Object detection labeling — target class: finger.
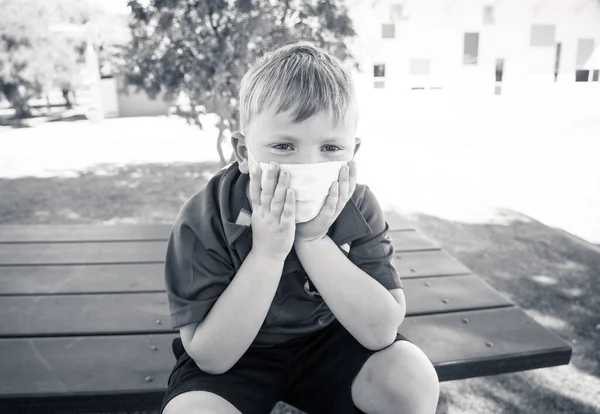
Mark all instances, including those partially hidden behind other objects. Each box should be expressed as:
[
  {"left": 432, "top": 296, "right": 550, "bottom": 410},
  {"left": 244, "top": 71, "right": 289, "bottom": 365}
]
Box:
[
  {"left": 280, "top": 188, "right": 296, "bottom": 224},
  {"left": 348, "top": 160, "right": 358, "bottom": 197},
  {"left": 248, "top": 162, "right": 262, "bottom": 207},
  {"left": 260, "top": 162, "right": 279, "bottom": 208},
  {"left": 270, "top": 170, "right": 289, "bottom": 217},
  {"left": 337, "top": 164, "right": 350, "bottom": 211},
  {"left": 320, "top": 181, "right": 339, "bottom": 219}
]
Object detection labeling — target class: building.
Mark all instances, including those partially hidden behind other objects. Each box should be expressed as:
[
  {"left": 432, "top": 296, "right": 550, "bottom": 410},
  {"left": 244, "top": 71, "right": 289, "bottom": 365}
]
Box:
[{"left": 345, "top": 0, "right": 600, "bottom": 98}]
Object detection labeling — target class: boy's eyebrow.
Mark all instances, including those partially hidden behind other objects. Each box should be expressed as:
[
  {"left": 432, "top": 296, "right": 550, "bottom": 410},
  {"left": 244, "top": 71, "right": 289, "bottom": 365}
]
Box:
[{"left": 274, "top": 134, "right": 344, "bottom": 143}]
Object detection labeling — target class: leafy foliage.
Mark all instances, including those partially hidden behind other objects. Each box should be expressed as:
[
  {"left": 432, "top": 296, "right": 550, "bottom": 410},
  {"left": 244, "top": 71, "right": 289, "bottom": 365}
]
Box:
[
  {"left": 124, "top": 0, "right": 358, "bottom": 165},
  {"left": 0, "top": 0, "right": 128, "bottom": 118}
]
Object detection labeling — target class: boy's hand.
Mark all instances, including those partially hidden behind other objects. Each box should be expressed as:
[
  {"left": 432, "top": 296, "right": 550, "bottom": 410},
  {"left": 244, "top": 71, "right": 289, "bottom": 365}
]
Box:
[
  {"left": 295, "top": 160, "right": 357, "bottom": 243},
  {"left": 249, "top": 161, "right": 296, "bottom": 261}
]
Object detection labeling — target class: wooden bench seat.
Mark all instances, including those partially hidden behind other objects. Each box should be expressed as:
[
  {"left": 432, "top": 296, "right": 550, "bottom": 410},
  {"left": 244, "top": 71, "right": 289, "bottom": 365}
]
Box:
[{"left": 0, "top": 222, "right": 572, "bottom": 413}]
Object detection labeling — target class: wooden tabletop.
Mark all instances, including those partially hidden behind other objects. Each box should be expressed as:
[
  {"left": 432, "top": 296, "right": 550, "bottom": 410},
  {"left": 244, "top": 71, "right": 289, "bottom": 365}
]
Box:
[{"left": 0, "top": 219, "right": 572, "bottom": 413}]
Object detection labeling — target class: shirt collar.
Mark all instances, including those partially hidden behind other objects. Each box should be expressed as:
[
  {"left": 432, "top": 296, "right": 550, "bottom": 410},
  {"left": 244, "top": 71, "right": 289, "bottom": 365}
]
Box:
[
  {"left": 221, "top": 164, "right": 252, "bottom": 247},
  {"left": 221, "top": 163, "right": 372, "bottom": 248}
]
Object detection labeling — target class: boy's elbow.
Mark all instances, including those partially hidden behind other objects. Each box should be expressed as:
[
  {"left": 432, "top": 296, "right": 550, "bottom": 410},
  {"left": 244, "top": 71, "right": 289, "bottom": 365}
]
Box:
[
  {"left": 362, "top": 328, "right": 398, "bottom": 351},
  {"left": 191, "top": 351, "right": 231, "bottom": 375}
]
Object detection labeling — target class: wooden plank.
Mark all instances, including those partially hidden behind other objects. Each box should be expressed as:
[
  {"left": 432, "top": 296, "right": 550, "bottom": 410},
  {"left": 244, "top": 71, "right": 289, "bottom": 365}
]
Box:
[
  {"left": 0, "top": 225, "right": 171, "bottom": 243},
  {"left": 0, "top": 251, "right": 468, "bottom": 295},
  {"left": 0, "top": 307, "right": 572, "bottom": 412},
  {"left": 0, "top": 264, "right": 165, "bottom": 295},
  {"left": 389, "top": 230, "right": 440, "bottom": 252},
  {"left": 0, "top": 241, "right": 167, "bottom": 266},
  {"left": 0, "top": 275, "right": 512, "bottom": 337},
  {"left": 0, "top": 333, "right": 178, "bottom": 413},
  {"left": 402, "top": 274, "right": 513, "bottom": 316},
  {"left": 398, "top": 306, "right": 572, "bottom": 381},
  {"left": 384, "top": 211, "right": 416, "bottom": 231},
  {"left": 394, "top": 250, "right": 472, "bottom": 278},
  {"left": 0, "top": 293, "right": 173, "bottom": 337},
  {"left": 0, "top": 227, "right": 438, "bottom": 266}
]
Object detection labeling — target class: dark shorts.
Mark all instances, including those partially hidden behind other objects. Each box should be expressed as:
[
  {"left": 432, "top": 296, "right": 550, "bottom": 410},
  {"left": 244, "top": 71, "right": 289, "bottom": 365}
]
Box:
[{"left": 160, "top": 319, "right": 409, "bottom": 414}]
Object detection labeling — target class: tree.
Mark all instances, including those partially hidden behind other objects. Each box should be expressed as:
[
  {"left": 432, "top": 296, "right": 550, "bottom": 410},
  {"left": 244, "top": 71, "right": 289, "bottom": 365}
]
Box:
[
  {"left": 0, "top": 0, "right": 127, "bottom": 118},
  {"left": 124, "top": 0, "right": 358, "bottom": 166}
]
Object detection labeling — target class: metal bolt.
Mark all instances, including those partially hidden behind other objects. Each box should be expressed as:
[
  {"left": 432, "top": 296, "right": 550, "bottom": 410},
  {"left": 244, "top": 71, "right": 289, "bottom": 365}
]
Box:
[
  {"left": 410, "top": 268, "right": 416, "bottom": 273},
  {"left": 150, "top": 345, "right": 159, "bottom": 351},
  {"left": 485, "top": 341, "right": 494, "bottom": 348},
  {"left": 462, "top": 318, "right": 470, "bottom": 324},
  {"left": 144, "top": 376, "right": 154, "bottom": 382},
  {"left": 156, "top": 319, "right": 162, "bottom": 325},
  {"left": 424, "top": 282, "right": 431, "bottom": 287},
  {"left": 442, "top": 298, "right": 449, "bottom": 304}
]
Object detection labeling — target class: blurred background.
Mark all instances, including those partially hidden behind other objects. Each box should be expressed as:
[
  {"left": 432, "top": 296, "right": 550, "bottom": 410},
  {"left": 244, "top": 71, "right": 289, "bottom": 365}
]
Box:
[{"left": 1, "top": 1, "right": 599, "bottom": 413}]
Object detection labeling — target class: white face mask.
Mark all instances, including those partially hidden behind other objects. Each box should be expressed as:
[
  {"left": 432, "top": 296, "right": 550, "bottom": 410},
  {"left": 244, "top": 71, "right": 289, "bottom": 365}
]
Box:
[{"left": 247, "top": 148, "right": 350, "bottom": 223}]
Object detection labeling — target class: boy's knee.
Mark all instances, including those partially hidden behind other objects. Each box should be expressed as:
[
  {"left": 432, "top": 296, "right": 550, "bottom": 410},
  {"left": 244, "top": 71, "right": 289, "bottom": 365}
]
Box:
[
  {"left": 377, "top": 341, "right": 440, "bottom": 414},
  {"left": 163, "top": 390, "right": 242, "bottom": 414}
]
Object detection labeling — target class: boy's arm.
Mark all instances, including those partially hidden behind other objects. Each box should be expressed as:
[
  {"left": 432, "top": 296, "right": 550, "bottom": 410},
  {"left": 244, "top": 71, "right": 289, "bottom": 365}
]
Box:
[
  {"left": 294, "top": 184, "right": 405, "bottom": 351},
  {"left": 170, "top": 163, "right": 295, "bottom": 375},
  {"left": 295, "top": 235, "right": 405, "bottom": 351},
  {"left": 180, "top": 249, "right": 285, "bottom": 375}
]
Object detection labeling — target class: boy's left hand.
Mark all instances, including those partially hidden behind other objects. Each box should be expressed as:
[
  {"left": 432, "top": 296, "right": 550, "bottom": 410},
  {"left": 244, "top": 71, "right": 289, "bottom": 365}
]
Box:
[{"left": 295, "top": 160, "right": 357, "bottom": 243}]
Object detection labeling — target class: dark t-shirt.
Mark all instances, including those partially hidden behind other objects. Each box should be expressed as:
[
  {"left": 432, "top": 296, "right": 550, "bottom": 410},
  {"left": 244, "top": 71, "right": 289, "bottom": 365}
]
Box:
[{"left": 164, "top": 162, "right": 403, "bottom": 347}]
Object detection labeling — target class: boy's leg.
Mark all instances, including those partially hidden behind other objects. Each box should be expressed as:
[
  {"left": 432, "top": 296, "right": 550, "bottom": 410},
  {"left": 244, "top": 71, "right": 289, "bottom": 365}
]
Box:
[
  {"left": 163, "top": 391, "right": 241, "bottom": 414},
  {"left": 160, "top": 338, "right": 289, "bottom": 414},
  {"left": 281, "top": 319, "right": 439, "bottom": 414}
]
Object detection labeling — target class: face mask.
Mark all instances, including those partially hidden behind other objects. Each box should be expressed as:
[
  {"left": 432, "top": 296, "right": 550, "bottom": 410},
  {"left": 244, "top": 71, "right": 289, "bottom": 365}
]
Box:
[{"left": 247, "top": 148, "right": 350, "bottom": 223}]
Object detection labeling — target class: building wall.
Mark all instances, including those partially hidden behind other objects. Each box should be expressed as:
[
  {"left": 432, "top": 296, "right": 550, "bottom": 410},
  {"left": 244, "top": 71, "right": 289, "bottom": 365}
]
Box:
[
  {"left": 115, "top": 76, "right": 172, "bottom": 118},
  {"left": 99, "top": 77, "right": 120, "bottom": 118},
  {"left": 345, "top": 0, "right": 600, "bottom": 98}
]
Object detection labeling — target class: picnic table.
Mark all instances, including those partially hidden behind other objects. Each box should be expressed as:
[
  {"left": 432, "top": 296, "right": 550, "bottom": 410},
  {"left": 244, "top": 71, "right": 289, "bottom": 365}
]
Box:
[{"left": 0, "top": 216, "right": 572, "bottom": 413}]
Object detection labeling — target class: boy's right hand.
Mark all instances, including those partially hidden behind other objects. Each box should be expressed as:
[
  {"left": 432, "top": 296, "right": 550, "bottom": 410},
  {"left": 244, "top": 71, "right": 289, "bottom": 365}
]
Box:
[{"left": 249, "top": 161, "right": 296, "bottom": 261}]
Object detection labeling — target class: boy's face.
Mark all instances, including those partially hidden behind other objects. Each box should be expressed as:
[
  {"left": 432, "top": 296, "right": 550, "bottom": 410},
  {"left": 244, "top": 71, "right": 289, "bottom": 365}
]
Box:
[{"left": 233, "top": 94, "right": 360, "bottom": 173}]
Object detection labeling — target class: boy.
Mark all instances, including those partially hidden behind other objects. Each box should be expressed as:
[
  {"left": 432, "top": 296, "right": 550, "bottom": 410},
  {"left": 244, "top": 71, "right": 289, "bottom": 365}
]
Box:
[{"left": 161, "top": 42, "right": 439, "bottom": 414}]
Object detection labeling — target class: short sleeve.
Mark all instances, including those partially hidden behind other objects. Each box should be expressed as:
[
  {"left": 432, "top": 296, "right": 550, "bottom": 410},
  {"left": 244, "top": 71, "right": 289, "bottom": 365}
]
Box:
[
  {"left": 164, "top": 217, "right": 235, "bottom": 329},
  {"left": 348, "top": 186, "right": 403, "bottom": 290}
]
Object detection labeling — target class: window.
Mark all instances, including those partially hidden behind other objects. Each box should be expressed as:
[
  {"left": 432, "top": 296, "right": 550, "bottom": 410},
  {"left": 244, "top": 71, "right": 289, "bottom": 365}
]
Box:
[
  {"left": 390, "top": 4, "right": 405, "bottom": 20},
  {"left": 530, "top": 25, "right": 555, "bottom": 47},
  {"left": 495, "top": 59, "right": 505, "bottom": 82},
  {"left": 410, "top": 59, "right": 431, "bottom": 75},
  {"left": 576, "top": 39, "right": 595, "bottom": 68},
  {"left": 373, "top": 64, "right": 385, "bottom": 88},
  {"left": 373, "top": 64, "right": 386, "bottom": 78},
  {"left": 495, "top": 59, "right": 504, "bottom": 95},
  {"left": 575, "top": 70, "right": 590, "bottom": 82},
  {"left": 463, "top": 33, "right": 479, "bottom": 65},
  {"left": 483, "top": 6, "right": 494, "bottom": 24},
  {"left": 593, "top": 70, "right": 599, "bottom": 82},
  {"left": 381, "top": 23, "right": 395, "bottom": 39}
]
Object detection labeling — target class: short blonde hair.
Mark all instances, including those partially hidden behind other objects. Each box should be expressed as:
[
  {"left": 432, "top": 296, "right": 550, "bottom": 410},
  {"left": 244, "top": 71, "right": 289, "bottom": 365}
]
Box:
[{"left": 238, "top": 41, "right": 355, "bottom": 133}]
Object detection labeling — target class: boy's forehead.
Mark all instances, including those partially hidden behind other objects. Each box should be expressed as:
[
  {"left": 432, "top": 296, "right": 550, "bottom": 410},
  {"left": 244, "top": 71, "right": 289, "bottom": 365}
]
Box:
[{"left": 249, "top": 104, "right": 358, "bottom": 139}]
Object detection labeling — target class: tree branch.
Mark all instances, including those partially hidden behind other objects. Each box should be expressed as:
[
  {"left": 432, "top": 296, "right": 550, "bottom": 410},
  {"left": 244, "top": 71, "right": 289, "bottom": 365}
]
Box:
[{"left": 281, "top": 0, "right": 290, "bottom": 26}]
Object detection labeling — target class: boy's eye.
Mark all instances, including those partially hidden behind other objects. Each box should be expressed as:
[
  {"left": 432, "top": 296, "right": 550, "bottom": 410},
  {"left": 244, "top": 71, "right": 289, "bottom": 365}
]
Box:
[
  {"left": 272, "top": 144, "right": 293, "bottom": 150},
  {"left": 322, "top": 145, "right": 342, "bottom": 152}
]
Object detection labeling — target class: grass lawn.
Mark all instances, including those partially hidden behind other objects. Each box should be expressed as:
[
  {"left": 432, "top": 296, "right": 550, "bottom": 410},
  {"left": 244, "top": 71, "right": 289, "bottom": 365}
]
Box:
[{"left": 1, "top": 160, "right": 599, "bottom": 414}]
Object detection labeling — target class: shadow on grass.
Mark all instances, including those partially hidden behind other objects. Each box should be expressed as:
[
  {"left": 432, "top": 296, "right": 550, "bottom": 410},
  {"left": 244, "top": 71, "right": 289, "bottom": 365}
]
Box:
[
  {"left": 397, "top": 212, "right": 600, "bottom": 414},
  {"left": 0, "top": 161, "right": 221, "bottom": 225}
]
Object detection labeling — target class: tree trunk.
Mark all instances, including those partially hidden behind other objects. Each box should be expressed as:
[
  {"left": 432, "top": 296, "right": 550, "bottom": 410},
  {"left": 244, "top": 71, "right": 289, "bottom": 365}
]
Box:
[
  {"left": 62, "top": 89, "right": 73, "bottom": 110},
  {"left": 2, "top": 83, "right": 32, "bottom": 118},
  {"left": 215, "top": 119, "right": 228, "bottom": 167}
]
